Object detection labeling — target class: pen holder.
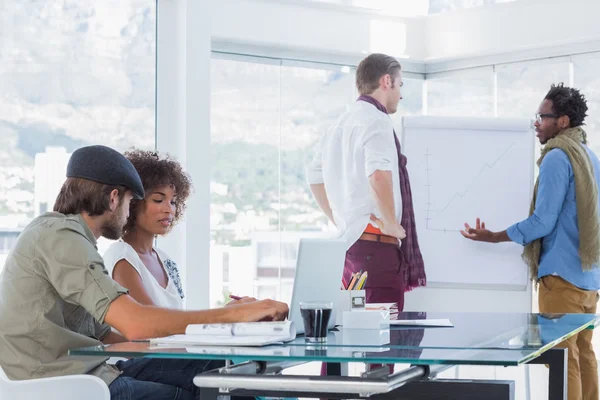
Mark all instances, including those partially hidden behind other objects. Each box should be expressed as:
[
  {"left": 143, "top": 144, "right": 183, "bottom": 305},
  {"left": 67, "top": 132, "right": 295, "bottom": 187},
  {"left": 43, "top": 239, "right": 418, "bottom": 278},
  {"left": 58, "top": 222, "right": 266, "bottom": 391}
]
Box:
[{"left": 334, "top": 290, "right": 366, "bottom": 325}]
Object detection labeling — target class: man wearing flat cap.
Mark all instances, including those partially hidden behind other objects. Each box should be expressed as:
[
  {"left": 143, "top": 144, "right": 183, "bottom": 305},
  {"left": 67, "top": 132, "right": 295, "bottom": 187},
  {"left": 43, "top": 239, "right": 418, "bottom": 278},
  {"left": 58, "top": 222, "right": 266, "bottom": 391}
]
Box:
[{"left": 0, "top": 145, "right": 287, "bottom": 399}]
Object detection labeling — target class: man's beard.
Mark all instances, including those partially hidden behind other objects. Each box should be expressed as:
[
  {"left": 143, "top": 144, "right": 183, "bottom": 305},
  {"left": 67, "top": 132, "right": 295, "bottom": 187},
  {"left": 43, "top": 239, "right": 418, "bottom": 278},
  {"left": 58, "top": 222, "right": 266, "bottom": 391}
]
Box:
[{"left": 101, "top": 208, "right": 125, "bottom": 240}]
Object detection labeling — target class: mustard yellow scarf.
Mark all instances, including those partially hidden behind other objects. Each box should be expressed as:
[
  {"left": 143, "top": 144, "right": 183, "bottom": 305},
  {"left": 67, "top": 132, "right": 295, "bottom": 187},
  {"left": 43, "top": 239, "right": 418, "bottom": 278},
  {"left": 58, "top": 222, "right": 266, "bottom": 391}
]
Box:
[{"left": 523, "top": 127, "right": 600, "bottom": 281}]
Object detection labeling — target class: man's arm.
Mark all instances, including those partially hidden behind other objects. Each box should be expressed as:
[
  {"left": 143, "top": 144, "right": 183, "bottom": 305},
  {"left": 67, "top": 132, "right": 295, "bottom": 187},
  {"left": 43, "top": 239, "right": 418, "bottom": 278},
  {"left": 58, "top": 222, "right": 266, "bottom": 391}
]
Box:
[
  {"left": 462, "top": 150, "right": 570, "bottom": 244},
  {"left": 306, "top": 135, "right": 336, "bottom": 225},
  {"left": 363, "top": 127, "right": 406, "bottom": 239},
  {"left": 41, "top": 232, "right": 288, "bottom": 342},
  {"left": 368, "top": 170, "right": 405, "bottom": 239},
  {"left": 102, "top": 331, "right": 127, "bottom": 344},
  {"left": 94, "top": 317, "right": 127, "bottom": 344},
  {"left": 104, "top": 295, "right": 289, "bottom": 340},
  {"left": 309, "top": 183, "right": 335, "bottom": 225},
  {"left": 506, "top": 150, "right": 570, "bottom": 244},
  {"left": 460, "top": 218, "right": 511, "bottom": 243}
]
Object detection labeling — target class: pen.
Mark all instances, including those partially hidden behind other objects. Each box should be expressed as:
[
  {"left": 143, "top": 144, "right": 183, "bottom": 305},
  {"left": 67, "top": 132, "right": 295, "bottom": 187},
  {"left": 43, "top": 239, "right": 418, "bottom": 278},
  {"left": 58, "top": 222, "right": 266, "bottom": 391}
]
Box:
[{"left": 229, "top": 294, "right": 242, "bottom": 300}]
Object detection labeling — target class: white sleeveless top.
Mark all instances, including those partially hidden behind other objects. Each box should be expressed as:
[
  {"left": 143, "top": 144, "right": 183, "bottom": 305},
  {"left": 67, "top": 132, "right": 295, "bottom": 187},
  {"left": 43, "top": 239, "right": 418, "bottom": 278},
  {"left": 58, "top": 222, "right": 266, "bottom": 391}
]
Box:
[{"left": 103, "top": 241, "right": 184, "bottom": 309}]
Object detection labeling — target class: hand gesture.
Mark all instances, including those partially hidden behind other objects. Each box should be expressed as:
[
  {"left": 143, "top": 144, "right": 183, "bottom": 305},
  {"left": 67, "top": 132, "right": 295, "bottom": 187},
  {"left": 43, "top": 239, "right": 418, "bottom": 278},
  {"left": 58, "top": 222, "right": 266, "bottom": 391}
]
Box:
[{"left": 460, "top": 218, "right": 495, "bottom": 242}]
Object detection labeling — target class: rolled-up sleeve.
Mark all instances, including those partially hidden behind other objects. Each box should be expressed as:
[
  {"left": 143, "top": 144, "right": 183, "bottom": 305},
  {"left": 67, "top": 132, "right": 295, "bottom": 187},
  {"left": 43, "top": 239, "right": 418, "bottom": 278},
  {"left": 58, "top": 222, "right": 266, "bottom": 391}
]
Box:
[
  {"left": 364, "top": 129, "right": 395, "bottom": 177},
  {"left": 94, "top": 320, "right": 113, "bottom": 341},
  {"left": 507, "top": 149, "right": 571, "bottom": 246},
  {"left": 38, "top": 230, "right": 128, "bottom": 323}
]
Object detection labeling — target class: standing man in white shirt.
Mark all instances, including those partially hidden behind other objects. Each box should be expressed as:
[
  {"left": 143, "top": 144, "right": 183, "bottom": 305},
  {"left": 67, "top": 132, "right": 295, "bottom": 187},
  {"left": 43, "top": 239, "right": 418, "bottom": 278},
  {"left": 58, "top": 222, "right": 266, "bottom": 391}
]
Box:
[{"left": 306, "top": 53, "right": 426, "bottom": 310}]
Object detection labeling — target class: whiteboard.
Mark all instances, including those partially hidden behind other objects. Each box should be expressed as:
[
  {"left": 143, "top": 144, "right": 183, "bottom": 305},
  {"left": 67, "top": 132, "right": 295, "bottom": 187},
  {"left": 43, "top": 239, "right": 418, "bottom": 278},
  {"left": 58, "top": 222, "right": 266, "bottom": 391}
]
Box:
[{"left": 400, "top": 116, "right": 535, "bottom": 291}]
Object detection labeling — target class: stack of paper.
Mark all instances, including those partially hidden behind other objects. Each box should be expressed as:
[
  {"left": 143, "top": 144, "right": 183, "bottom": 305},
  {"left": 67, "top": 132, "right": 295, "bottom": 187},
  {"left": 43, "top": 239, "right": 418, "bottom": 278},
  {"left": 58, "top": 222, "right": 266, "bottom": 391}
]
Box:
[
  {"left": 365, "top": 303, "right": 398, "bottom": 312},
  {"left": 150, "top": 321, "right": 297, "bottom": 346},
  {"left": 385, "top": 318, "right": 453, "bottom": 328}
]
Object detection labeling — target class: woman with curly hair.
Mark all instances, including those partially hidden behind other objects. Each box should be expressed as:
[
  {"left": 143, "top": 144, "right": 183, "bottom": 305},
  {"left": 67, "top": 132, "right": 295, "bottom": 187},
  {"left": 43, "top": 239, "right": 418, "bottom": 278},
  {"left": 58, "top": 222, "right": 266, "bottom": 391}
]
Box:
[{"left": 103, "top": 149, "right": 192, "bottom": 309}]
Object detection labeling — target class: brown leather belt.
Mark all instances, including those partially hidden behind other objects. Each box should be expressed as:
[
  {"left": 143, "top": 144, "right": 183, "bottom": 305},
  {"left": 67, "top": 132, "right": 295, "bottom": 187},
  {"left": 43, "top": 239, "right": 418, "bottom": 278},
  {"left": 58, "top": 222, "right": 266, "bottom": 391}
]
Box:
[{"left": 358, "top": 232, "right": 398, "bottom": 245}]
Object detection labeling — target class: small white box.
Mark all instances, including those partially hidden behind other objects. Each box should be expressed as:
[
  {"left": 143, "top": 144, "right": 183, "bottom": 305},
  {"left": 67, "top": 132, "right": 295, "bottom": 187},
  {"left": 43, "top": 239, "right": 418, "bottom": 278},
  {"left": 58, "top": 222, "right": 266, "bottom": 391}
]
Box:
[
  {"left": 342, "top": 309, "right": 390, "bottom": 330},
  {"left": 341, "top": 328, "right": 390, "bottom": 346},
  {"left": 334, "top": 289, "right": 366, "bottom": 325},
  {"left": 343, "top": 290, "right": 366, "bottom": 310}
]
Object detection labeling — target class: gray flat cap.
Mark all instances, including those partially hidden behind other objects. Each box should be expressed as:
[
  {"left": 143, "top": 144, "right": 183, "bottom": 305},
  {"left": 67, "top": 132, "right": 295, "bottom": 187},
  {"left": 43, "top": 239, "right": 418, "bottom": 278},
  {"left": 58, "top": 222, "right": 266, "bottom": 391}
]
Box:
[{"left": 67, "top": 145, "right": 145, "bottom": 199}]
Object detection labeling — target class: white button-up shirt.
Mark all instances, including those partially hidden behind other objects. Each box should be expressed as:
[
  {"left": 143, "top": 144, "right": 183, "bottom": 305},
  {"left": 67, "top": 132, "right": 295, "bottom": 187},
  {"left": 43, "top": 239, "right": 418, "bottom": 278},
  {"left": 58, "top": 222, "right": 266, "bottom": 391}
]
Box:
[{"left": 306, "top": 101, "right": 403, "bottom": 249}]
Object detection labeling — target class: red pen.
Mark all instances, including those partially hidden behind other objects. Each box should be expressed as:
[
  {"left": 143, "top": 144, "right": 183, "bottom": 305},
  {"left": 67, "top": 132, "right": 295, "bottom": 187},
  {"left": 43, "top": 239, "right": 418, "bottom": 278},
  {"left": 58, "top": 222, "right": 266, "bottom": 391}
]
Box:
[{"left": 229, "top": 294, "right": 242, "bottom": 300}]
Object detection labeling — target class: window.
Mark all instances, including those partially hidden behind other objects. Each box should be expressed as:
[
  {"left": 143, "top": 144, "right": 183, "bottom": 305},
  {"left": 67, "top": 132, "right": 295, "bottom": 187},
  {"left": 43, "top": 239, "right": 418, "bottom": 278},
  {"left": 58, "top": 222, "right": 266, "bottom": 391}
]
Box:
[
  {"left": 280, "top": 62, "right": 356, "bottom": 233},
  {"left": 390, "top": 75, "right": 424, "bottom": 133},
  {"left": 426, "top": 67, "right": 494, "bottom": 117},
  {"left": 397, "top": 75, "right": 424, "bottom": 118},
  {"left": 497, "top": 58, "right": 570, "bottom": 118},
  {"left": 210, "top": 57, "right": 281, "bottom": 306},
  {"left": 210, "top": 55, "right": 357, "bottom": 306},
  {"left": 0, "top": 0, "right": 157, "bottom": 269},
  {"left": 222, "top": 252, "right": 230, "bottom": 283},
  {"left": 497, "top": 58, "right": 570, "bottom": 172},
  {"left": 0, "top": 233, "right": 19, "bottom": 253},
  {"left": 572, "top": 53, "right": 600, "bottom": 155}
]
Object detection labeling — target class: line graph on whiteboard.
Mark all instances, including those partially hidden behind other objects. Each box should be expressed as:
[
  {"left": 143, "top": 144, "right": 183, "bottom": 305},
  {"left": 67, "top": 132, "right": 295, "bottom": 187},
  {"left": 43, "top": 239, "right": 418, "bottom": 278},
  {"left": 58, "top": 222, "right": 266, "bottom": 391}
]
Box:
[{"left": 423, "top": 142, "right": 516, "bottom": 233}]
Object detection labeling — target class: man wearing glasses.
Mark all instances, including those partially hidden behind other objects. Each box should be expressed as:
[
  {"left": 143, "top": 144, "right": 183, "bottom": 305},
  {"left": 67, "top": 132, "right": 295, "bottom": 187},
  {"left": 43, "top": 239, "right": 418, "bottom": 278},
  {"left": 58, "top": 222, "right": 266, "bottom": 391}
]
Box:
[{"left": 461, "top": 83, "right": 600, "bottom": 400}]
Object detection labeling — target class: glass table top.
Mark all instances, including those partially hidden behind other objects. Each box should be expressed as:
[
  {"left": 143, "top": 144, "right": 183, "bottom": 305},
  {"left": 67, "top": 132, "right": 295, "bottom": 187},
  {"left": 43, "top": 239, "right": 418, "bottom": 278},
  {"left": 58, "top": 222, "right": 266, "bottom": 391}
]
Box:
[
  {"left": 282, "top": 312, "right": 600, "bottom": 350},
  {"left": 71, "top": 340, "right": 547, "bottom": 366},
  {"left": 70, "top": 312, "right": 599, "bottom": 366}
]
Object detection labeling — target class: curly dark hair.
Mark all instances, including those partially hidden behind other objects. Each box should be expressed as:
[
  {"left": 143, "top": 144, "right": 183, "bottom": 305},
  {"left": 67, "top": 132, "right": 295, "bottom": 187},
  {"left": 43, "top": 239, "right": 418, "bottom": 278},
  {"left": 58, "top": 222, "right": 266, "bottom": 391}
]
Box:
[
  {"left": 122, "top": 149, "right": 193, "bottom": 235},
  {"left": 544, "top": 83, "right": 588, "bottom": 128}
]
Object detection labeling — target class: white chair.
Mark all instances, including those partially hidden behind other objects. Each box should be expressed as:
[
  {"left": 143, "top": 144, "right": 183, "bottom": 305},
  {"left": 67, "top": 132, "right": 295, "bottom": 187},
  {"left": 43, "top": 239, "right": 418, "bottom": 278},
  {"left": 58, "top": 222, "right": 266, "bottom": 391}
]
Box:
[{"left": 0, "top": 365, "right": 110, "bottom": 400}]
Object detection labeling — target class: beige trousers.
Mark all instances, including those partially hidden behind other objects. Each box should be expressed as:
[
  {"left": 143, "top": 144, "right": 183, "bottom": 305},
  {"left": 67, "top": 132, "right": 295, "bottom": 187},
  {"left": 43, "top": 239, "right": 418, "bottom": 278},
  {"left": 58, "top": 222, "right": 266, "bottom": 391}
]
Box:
[{"left": 538, "top": 275, "right": 599, "bottom": 400}]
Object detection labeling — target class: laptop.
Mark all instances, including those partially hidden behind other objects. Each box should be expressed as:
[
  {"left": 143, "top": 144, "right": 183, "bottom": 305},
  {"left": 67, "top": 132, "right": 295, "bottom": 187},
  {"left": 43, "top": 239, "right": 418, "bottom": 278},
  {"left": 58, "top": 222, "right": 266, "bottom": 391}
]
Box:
[{"left": 288, "top": 238, "right": 347, "bottom": 335}]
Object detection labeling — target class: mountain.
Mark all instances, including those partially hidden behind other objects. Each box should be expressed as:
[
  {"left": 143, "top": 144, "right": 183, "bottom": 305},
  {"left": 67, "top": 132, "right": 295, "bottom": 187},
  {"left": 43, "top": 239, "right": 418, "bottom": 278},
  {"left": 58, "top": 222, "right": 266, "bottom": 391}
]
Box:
[{"left": 0, "top": 0, "right": 156, "bottom": 220}]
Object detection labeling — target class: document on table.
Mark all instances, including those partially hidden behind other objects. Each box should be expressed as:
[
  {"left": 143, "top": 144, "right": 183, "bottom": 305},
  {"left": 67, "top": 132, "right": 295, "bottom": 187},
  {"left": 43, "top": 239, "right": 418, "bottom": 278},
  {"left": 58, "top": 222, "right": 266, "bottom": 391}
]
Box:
[
  {"left": 150, "top": 321, "right": 296, "bottom": 346},
  {"left": 385, "top": 318, "right": 453, "bottom": 327}
]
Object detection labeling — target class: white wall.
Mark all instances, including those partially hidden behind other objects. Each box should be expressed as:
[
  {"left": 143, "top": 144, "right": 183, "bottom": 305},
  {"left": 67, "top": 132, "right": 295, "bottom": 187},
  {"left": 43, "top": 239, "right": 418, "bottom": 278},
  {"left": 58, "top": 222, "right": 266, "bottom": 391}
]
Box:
[
  {"left": 211, "top": 0, "right": 427, "bottom": 64},
  {"left": 213, "top": 0, "right": 600, "bottom": 70},
  {"left": 425, "top": 0, "right": 600, "bottom": 62}
]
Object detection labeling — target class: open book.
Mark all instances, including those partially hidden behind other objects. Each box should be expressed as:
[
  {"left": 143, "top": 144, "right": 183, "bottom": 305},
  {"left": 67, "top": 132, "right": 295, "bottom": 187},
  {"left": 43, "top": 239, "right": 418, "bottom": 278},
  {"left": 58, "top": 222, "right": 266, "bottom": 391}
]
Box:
[{"left": 150, "top": 321, "right": 297, "bottom": 347}]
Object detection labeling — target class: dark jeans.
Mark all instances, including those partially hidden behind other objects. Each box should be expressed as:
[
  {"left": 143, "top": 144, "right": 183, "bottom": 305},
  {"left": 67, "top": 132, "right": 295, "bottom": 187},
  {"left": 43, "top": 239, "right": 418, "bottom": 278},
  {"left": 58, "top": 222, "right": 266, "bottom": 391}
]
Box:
[{"left": 109, "top": 358, "right": 249, "bottom": 400}]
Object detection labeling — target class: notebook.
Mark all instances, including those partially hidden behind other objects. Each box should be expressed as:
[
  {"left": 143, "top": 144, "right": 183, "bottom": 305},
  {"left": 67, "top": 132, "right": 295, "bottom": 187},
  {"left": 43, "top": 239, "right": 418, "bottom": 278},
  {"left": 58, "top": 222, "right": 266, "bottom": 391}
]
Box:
[{"left": 150, "top": 320, "right": 297, "bottom": 346}]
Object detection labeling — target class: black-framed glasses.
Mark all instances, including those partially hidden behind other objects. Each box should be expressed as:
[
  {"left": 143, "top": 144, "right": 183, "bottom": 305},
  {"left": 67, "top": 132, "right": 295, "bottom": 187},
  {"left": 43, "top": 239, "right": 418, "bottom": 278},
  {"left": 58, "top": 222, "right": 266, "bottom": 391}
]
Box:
[{"left": 534, "top": 113, "right": 559, "bottom": 124}]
